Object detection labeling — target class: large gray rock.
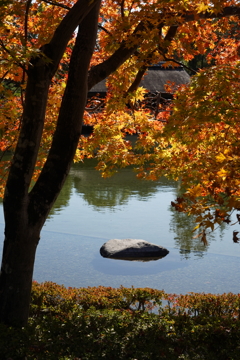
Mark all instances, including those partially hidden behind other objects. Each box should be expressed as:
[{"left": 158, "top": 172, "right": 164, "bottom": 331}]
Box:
[{"left": 100, "top": 239, "right": 169, "bottom": 261}]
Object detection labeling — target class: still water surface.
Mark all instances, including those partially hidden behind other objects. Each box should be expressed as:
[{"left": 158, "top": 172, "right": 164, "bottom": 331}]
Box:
[{"left": 0, "top": 160, "right": 239, "bottom": 294}]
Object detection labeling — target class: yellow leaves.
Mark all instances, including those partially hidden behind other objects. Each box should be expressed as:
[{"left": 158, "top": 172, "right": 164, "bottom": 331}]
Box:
[
  {"left": 73, "top": 149, "right": 85, "bottom": 163},
  {"left": 216, "top": 168, "right": 228, "bottom": 180},
  {"left": 196, "top": 3, "right": 210, "bottom": 14},
  {"left": 193, "top": 223, "right": 201, "bottom": 231},
  {"left": 61, "top": 81, "right": 66, "bottom": 89},
  {"left": 113, "top": 134, "right": 123, "bottom": 141},
  {"left": 134, "top": 87, "right": 147, "bottom": 102},
  {"left": 187, "top": 184, "right": 203, "bottom": 198},
  {"left": 215, "top": 153, "right": 226, "bottom": 162}
]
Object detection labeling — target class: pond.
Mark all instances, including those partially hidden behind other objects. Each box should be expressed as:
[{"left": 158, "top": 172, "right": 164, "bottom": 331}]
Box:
[{"left": 0, "top": 159, "right": 239, "bottom": 294}]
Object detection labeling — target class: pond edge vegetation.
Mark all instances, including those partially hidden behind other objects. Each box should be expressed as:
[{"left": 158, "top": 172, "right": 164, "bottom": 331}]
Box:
[{"left": 1, "top": 281, "right": 240, "bottom": 359}]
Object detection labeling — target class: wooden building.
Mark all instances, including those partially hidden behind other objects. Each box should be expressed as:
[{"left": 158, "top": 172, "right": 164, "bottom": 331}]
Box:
[
  {"left": 88, "top": 62, "right": 190, "bottom": 100},
  {"left": 83, "top": 62, "right": 190, "bottom": 133}
]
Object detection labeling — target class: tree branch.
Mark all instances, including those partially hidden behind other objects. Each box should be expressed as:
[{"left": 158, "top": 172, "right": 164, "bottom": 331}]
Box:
[
  {"left": 21, "top": 0, "right": 32, "bottom": 104},
  {"left": 88, "top": 5, "right": 240, "bottom": 90},
  {"left": 182, "top": 6, "right": 240, "bottom": 22},
  {"left": 43, "top": 0, "right": 101, "bottom": 77},
  {"left": 163, "top": 56, "right": 197, "bottom": 74},
  {"left": 29, "top": 0, "right": 101, "bottom": 224},
  {"left": 157, "top": 25, "right": 178, "bottom": 57},
  {"left": 125, "top": 26, "right": 178, "bottom": 96},
  {"left": 120, "top": 0, "right": 124, "bottom": 18},
  {"left": 0, "top": 70, "right": 9, "bottom": 82},
  {"left": 4, "top": 0, "right": 102, "bottom": 213},
  {"left": 24, "top": 0, "right": 32, "bottom": 47},
  {"left": 164, "top": 25, "right": 178, "bottom": 42},
  {"left": 127, "top": 66, "right": 147, "bottom": 94},
  {"left": 98, "top": 24, "right": 112, "bottom": 36},
  {"left": 0, "top": 40, "right": 26, "bottom": 71},
  {"left": 88, "top": 20, "right": 147, "bottom": 89},
  {"left": 41, "top": 0, "right": 70, "bottom": 10}
]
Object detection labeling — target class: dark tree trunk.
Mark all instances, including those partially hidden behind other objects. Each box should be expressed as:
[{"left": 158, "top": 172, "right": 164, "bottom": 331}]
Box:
[
  {"left": 0, "top": 53, "right": 52, "bottom": 327},
  {"left": 0, "top": 0, "right": 101, "bottom": 327},
  {"left": 0, "top": 226, "right": 41, "bottom": 326}
]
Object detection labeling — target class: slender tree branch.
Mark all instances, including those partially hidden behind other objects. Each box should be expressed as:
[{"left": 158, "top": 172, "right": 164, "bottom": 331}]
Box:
[
  {"left": 41, "top": 0, "right": 70, "bottom": 10},
  {"left": 0, "top": 146, "right": 12, "bottom": 162},
  {"left": 158, "top": 25, "right": 178, "bottom": 56},
  {"left": 42, "top": 1, "right": 112, "bottom": 36},
  {"left": 126, "top": 66, "right": 147, "bottom": 95},
  {"left": 88, "top": 20, "right": 147, "bottom": 89},
  {"left": 0, "top": 40, "right": 26, "bottom": 71},
  {"left": 21, "top": 0, "right": 32, "bottom": 106},
  {"left": 98, "top": 24, "right": 112, "bottom": 36},
  {"left": 182, "top": 6, "right": 240, "bottom": 22},
  {"left": 120, "top": 0, "right": 124, "bottom": 18},
  {"left": 125, "top": 47, "right": 159, "bottom": 96},
  {"left": 163, "top": 56, "right": 197, "bottom": 74},
  {"left": 0, "top": 70, "right": 9, "bottom": 82},
  {"left": 24, "top": 0, "right": 32, "bottom": 48},
  {"left": 125, "top": 23, "right": 165, "bottom": 96},
  {"left": 88, "top": 5, "right": 240, "bottom": 90},
  {"left": 164, "top": 25, "right": 178, "bottom": 42}
]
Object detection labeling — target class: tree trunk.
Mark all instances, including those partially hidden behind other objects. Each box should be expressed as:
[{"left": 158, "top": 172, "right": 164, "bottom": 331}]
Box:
[
  {"left": 0, "top": 0, "right": 101, "bottom": 327},
  {"left": 0, "top": 52, "right": 52, "bottom": 327},
  {"left": 0, "top": 225, "right": 41, "bottom": 326}
]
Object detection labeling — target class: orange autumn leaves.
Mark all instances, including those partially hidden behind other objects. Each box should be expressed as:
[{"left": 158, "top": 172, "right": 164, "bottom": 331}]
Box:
[
  {"left": 81, "top": 61, "right": 240, "bottom": 241},
  {"left": 167, "top": 63, "right": 240, "bottom": 241},
  {"left": 0, "top": 1, "right": 73, "bottom": 195},
  {"left": 0, "top": 0, "right": 240, "bottom": 239}
]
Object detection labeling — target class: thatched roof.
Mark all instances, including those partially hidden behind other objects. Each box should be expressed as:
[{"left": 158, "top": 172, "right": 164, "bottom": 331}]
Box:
[{"left": 88, "top": 62, "right": 190, "bottom": 97}]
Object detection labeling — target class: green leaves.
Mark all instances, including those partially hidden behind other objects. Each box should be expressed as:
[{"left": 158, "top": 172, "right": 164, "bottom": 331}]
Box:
[{"left": 1, "top": 282, "right": 240, "bottom": 359}]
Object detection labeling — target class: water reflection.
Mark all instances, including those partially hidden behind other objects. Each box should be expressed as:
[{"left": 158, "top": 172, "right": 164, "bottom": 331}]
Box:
[
  {"left": 48, "top": 160, "right": 214, "bottom": 259},
  {"left": 169, "top": 208, "right": 209, "bottom": 258},
  {"left": 0, "top": 160, "right": 239, "bottom": 293},
  {"left": 169, "top": 190, "right": 231, "bottom": 259},
  {"left": 71, "top": 160, "right": 176, "bottom": 211},
  {"left": 92, "top": 249, "right": 188, "bottom": 276},
  {"left": 48, "top": 160, "right": 176, "bottom": 216}
]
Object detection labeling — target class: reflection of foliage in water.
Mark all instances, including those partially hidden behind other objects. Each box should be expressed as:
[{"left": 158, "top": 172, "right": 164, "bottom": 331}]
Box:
[
  {"left": 71, "top": 160, "right": 176, "bottom": 212},
  {"left": 169, "top": 206, "right": 210, "bottom": 259},
  {"left": 47, "top": 159, "right": 231, "bottom": 258},
  {"left": 48, "top": 174, "right": 73, "bottom": 219},
  {"left": 169, "top": 186, "right": 231, "bottom": 259},
  {"left": 169, "top": 183, "right": 211, "bottom": 259}
]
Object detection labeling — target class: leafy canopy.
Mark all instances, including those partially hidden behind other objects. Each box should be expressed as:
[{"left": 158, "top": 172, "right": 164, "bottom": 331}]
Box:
[{"left": 0, "top": 0, "right": 240, "bottom": 241}]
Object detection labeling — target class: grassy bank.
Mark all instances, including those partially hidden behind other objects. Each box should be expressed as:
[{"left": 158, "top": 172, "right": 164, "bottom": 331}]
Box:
[{"left": 1, "top": 282, "right": 240, "bottom": 359}]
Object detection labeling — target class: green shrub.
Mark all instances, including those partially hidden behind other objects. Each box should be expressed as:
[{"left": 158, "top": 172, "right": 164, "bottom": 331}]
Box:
[{"left": 0, "top": 282, "right": 240, "bottom": 359}]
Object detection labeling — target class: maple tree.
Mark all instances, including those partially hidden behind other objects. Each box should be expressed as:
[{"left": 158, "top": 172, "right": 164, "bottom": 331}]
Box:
[
  {"left": 81, "top": 2, "right": 240, "bottom": 244},
  {"left": 0, "top": 0, "right": 239, "bottom": 327},
  {"left": 166, "top": 62, "right": 240, "bottom": 244}
]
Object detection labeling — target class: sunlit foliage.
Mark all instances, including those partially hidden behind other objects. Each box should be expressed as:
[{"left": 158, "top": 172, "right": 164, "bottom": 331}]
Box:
[{"left": 0, "top": 0, "right": 239, "bottom": 242}]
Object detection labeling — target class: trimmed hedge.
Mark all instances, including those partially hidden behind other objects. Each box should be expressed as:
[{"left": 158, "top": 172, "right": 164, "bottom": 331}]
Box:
[{"left": 0, "top": 282, "right": 240, "bottom": 359}]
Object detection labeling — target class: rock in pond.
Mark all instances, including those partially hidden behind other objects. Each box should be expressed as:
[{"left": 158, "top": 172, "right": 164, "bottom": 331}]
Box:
[{"left": 100, "top": 239, "right": 169, "bottom": 261}]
